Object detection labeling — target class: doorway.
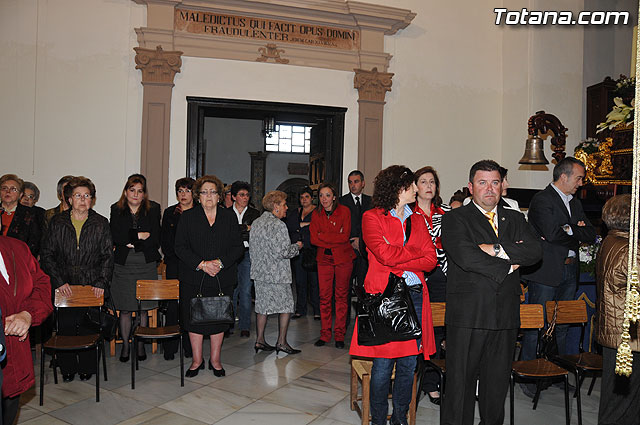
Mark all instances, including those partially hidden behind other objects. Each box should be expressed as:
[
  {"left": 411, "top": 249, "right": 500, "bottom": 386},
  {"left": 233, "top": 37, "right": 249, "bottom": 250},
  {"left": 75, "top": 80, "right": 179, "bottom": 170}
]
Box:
[{"left": 186, "top": 97, "right": 346, "bottom": 208}]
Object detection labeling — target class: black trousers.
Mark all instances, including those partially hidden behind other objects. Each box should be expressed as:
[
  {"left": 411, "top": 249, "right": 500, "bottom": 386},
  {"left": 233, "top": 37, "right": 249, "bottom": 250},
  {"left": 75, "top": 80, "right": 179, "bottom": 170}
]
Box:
[
  {"left": 2, "top": 395, "right": 20, "bottom": 425},
  {"left": 161, "top": 300, "right": 191, "bottom": 356},
  {"left": 598, "top": 346, "right": 640, "bottom": 425},
  {"left": 57, "top": 307, "right": 96, "bottom": 374},
  {"left": 422, "top": 267, "right": 447, "bottom": 393},
  {"left": 346, "top": 250, "right": 368, "bottom": 328},
  {"left": 442, "top": 325, "right": 518, "bottom": 425}
]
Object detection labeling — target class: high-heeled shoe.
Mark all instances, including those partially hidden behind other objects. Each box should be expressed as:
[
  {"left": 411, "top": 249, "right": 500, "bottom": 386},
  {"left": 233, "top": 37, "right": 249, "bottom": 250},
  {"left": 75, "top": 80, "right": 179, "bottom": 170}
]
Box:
[
  {"left": 427, "top": 392, "right": 441, "bottom": 405},
  {"left": 212, "top": 366, "right": 226, "bottom": 377},
  {"left": 119, "top": 354, "right": 129, "bottom": 363},
  {"left": 137, "top": 352, "right": 147, "bottom": 362},
  {"left": 275, "top": 344, "right": 301, "bottom": 355},
  {"left": 254, "top": 341, "right": 276, "bottom": 353},
  {"left": 184, "top": 361, "right": 205, "bottom": 378}
]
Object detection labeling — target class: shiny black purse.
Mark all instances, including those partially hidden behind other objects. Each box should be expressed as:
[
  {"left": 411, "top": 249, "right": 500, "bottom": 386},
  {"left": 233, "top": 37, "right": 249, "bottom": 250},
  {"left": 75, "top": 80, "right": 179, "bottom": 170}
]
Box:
[
  {"left": 354, "top": 217, "right": 422, "bottom": 346},
  {"left": 190, "top": 273, "right": 235, "bottom": 325}
]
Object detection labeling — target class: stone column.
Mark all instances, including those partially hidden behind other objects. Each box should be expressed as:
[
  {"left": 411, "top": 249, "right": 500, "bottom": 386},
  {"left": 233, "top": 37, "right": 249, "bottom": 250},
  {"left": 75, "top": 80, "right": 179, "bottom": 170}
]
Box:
[
  {"left": 134, "top": 45, "right": 183, "bottom": 210},
  {"left": 249, "top": 151, "right": 269, "bottom": 210},
  {"left": 354, "top": 67, "right": 393, "bottom": 183}
]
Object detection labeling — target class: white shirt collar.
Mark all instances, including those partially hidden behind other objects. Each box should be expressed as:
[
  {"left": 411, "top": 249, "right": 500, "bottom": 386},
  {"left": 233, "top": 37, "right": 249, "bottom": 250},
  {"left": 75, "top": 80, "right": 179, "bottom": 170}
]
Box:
[
  {"left": 350, "top": 192, "right": 362, "bottom": 204},
  {"left": 0, "top": 252, "right": 9, "bottom": 285},
  {"left": 233, "top": 204, "right": 247, "bottom": 223},
  {"left": 472, "top": 200, "right": 497, "bottom": 215}
]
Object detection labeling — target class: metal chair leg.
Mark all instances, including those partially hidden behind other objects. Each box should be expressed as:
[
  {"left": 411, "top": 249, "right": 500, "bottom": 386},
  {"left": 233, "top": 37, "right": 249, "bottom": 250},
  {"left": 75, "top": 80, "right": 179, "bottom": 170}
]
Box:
[
  {"left": 52, "top": 354, "right": 58, "bottom": 385},
  {"left": 532, "top": 381, "right": 541, "bottom": 410},
  {"left": 96, "top": 345, "right": 100, "bottom": 402},
  {"left": 575, "top": 371, "right": 583, "bottom": 425},
  {"left": 564, "top": 375, "right": 570, "bottom": 425},
  {"left": 439, "top": 369, "right": 445, "bottom": 406},
  {"left": 101, "top": 341, "right": 108, "bottom": 381},
  {"left": 587, "top": 374, "right": 597, "bottom": 395},
  {"left": 509, "top": 374, "right": 515, "bottom": 425},
  {"left": 39, "top": 345, "right": 45, "bottom": 406},
  {"left": 179, "top": 336, "right": 184, "bottom": 387},
  {"left": 131, "top": 337, "right": 136, "bottom": 389}
]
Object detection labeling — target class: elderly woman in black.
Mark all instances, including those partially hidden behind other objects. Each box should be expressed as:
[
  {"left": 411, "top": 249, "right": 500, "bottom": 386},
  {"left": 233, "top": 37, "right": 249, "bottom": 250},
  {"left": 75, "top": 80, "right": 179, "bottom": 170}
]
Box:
[
  {"left": 160, "top": 177, "right": 196, "bottom": 360},
  {"left": 110, "top": 174, "right": 161, "bottom": 362},
  {"left": 0, "top": 174, "right": 41, "bottom": 256},
  {"left": 41, "top": 176, "right": 114, "bottom": 382},
  {"left": 175, "top": 175, "right": 243, "bottom": 377}
]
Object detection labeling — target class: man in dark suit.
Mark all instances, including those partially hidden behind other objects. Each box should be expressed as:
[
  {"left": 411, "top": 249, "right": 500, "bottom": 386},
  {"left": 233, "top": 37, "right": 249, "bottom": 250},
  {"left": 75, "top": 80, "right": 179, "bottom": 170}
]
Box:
[
  {"left": 520, "top": 157, "right": 596, "bottom": 391},
  {"left": 338, "top": 170, "right": 372, "bottom": 321},
  {"left": 441, "top": 160, "right": 541, "bottom": 425}
]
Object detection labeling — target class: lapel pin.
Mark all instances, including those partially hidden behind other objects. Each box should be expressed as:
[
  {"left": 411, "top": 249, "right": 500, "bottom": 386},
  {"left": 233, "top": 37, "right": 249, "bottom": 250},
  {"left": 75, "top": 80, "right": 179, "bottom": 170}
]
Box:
[{"left": 501, "top": 217, "right": 505, "bottom": 221}]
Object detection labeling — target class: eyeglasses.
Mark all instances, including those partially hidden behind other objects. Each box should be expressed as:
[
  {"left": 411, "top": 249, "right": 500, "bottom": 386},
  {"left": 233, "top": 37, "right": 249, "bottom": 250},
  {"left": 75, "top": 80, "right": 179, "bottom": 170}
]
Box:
[
  {"left": 72, "top": 193, "right": 92, "bottom": 200},
  {"left": 200, "top": 190, "right": 218, "bottom": 196},
  {"left": 177, "top": 188, "right": 192, "bottom": 194},
  {"left": 236, "top": 193, "right": 250, "bottom": 197},
  {"left": 23, "top": 194, "right": 36, "bottom": 200},
  {"left": 0, "top": 186, "right": 19, "bottom": 193}
]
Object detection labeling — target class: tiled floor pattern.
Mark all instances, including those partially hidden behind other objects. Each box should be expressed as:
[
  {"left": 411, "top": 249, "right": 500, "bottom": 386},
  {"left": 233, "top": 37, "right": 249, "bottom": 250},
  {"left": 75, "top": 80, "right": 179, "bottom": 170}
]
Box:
[{"left": 18, "top": 316, "right": 600, "bottom": 424}]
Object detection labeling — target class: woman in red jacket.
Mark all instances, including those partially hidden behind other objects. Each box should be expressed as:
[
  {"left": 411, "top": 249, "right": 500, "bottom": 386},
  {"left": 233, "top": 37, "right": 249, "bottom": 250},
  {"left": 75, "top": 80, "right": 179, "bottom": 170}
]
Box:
[
  {"left": 349, "top": 165, "right": 437, "bottom": 425},
  {"left": 0, "top": 236, "right": 52, "bottom": 425},
  {"left": 310, "top": 183, "right": 355, "bottom": 348}
]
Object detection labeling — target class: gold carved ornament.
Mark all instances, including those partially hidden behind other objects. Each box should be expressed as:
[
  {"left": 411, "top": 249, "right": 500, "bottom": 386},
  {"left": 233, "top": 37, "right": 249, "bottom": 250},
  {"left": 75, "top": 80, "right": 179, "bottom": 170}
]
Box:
[
  {"left": 134, "top": 46, "right": 183, "bottom": 85},
  {"left": 255, "top": 44, "right": 289, "bottom": 64},
  {"left": 354, "top": 68, "right": 393, "bottom": 102},
  {"left": 616, "top": 4, "right": 640, "bottom": 377}
]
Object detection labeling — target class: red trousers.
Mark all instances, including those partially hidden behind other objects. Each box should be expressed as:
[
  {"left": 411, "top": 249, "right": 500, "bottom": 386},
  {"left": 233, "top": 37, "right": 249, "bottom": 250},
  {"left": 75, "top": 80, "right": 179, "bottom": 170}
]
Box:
[{"left": 317, "top": 258, "right": 353, "bottom": 342}]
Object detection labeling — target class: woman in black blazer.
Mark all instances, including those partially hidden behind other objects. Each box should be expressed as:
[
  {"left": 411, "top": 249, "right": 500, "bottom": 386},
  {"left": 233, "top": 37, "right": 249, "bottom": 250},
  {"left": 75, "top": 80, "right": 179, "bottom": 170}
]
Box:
[
  {"left": 175, "top": 175, "right": 243, "bottom": 377},
  {"left": 110, "top": 174, "right": 161, "bottom": 362}
]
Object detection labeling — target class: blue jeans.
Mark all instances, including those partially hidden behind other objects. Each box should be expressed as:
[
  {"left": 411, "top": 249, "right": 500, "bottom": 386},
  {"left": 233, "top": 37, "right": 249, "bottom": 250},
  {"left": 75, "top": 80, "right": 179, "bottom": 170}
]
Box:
[
  {"left": 370, "top": 355, "right": 418, "bottom": 425},
  {"left": 233, "top": 251, "right": 253, "bottom": 331},
  {"left": 522, "top": 262, "right": 577, "bottom": 361}
]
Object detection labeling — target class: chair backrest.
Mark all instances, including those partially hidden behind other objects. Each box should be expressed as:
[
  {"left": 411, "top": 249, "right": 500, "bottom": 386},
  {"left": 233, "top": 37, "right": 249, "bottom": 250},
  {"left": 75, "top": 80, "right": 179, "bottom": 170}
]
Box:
[
  {"left": 54, "top": 286, "right": 104, "bottom": 308},
  {"left": 430, "top": 302, "right": 446, "bottom": 327},
  {"left": 136, "top": 279, "right": 179, "bottom": 301},
  {"left": 520, "top": 304, "right": 544, "bottom": 329},
  {"left": 157, "top": 262, "right": 167, "bottom": 279},
  {"left": 545, "top": 300, "right": 587, "bottom": 325}
]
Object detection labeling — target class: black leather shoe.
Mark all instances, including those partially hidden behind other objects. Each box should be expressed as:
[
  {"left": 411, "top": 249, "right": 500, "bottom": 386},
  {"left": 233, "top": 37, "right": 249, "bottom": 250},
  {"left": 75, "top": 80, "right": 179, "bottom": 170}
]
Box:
[
  {"left": 119, "top": 355, "right": 129, "bottom": 363},
  {"left": 79, "top": 373, "right": 93, "bottom": 381},
  {"left": 254, "top": 341, "right": 276, "bottom": 353},
  {"left": 335, "top": 341, "right": 345, "bottom": 349},
  {"left": 62, "top": 373, "right": 75, "bottom": 383},
  {"left": 164, "top": 353, "right": 175, "bottom": 361},
  {"left": 291, "top": 313, "right": 303, "bottom": 320},
  {"left": 314, "top": 339, "right": 326, "bottom": 347},
  {"left": 314, "top": 315, "right": 321, "bottom": 321},
  {"left": 137, "top": 353, "right": 147, "bottom": 362},
  {"left": 212, "top": 367, "right": 226, "bottom": 377},
  {"left": 427, "top": 392, "right": 441, "bottom": 405},
  {"left": 276, "top": 344, "right": 301, "bottom": 355},
  {"left": 185, "top": 361, "right": 205, "bottom": 378},
  {"left": 240, "top": 330, "right": 250, "bottom": 338}
]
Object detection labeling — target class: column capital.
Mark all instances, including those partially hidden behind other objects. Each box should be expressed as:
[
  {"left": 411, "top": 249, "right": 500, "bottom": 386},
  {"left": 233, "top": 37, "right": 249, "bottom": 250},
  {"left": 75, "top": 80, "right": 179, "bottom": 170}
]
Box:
[
  {"left": 134, "top": 45, "right": 183, "bottom": 85},
  {"left": 354, "top": 67, "right": 393, "bottom": 102}
]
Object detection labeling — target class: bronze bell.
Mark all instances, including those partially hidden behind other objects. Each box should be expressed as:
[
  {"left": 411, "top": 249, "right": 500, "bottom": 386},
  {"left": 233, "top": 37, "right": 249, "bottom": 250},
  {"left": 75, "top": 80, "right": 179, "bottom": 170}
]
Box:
[{"left": 519, "top": 135, "right": 549, "bottom": 164}]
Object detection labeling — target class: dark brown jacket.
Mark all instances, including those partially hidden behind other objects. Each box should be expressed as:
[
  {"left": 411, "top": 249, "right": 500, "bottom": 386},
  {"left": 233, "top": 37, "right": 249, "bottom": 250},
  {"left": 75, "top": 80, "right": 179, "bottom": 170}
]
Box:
[
  {"left": 595, "top": 230, "right": 640, "bottom": 352},
  {"left": 40, "top": 209, "right": 114, "bottom": 289},
  {"left": 0, "top": 203, "right": 42, "bottom": 256}
]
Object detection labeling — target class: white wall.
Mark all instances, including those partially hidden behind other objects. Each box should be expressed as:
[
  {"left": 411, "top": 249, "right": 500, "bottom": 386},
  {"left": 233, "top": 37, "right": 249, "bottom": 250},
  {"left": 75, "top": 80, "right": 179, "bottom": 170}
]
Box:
[
  {"left": 203, "top": 117, "right": 309, "bottom": 193},
  {"left": 0, "top": 0, "right": 146, "bottom": 216}
]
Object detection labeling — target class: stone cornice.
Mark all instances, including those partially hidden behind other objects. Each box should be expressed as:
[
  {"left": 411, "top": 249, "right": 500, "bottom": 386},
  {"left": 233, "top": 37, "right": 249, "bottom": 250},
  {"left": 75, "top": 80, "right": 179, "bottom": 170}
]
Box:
[
  {"left": 354, "top": 67, "right": 393, "bottom": 102},
  {"left": 134, "top": 45, "right": 183, "bottom": 85}
]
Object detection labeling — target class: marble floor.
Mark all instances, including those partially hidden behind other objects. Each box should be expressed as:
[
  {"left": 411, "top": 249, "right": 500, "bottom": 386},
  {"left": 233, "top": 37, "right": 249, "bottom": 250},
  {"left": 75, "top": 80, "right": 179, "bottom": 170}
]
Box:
[{"left": 17, "top": 315, "right": 600, "bottom": 424}]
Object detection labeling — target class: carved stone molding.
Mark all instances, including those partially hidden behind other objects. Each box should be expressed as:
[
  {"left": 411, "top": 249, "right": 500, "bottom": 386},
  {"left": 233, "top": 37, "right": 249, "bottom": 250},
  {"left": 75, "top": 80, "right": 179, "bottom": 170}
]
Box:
[
  {"left": 354, "top": 67, "right": 393, "bottom": 102},
  {"left": 256, "top": 44, "right": 290, "bottom": 64},
  {"left": 134, "top": 45, "right": 183, "bottom": 85}
]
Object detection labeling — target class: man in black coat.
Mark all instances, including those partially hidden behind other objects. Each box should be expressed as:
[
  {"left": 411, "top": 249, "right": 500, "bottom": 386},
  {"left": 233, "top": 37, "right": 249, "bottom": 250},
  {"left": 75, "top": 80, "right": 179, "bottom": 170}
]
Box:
[
  {"left": 520, "top": 157, "right": 596, "bottom": 389},
  {"left": 441, "top": 160, "right": 541, "bottom": 425}
]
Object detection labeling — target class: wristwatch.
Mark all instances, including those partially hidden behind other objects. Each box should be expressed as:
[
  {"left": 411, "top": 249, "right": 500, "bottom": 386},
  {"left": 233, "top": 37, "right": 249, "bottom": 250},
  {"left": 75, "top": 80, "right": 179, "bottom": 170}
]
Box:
[
  {"left": 216, "top": 258, "right": 224, "bottom": 269},
  {"left": 493, "top": 243, "right": 501, "bottom": 256}
]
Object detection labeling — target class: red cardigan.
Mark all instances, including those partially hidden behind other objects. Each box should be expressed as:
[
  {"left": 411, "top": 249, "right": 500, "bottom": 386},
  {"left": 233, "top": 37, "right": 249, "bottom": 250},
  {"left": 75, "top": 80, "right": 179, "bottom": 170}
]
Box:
[
  {"left": 310, "top": 204, "right": 355, "bottom": 265},
  {"left": 0, "top": 236, "right": 52, "bottom": 397},
  {"left": 349, "top": 207, "right": 437, "bottom": 359}
]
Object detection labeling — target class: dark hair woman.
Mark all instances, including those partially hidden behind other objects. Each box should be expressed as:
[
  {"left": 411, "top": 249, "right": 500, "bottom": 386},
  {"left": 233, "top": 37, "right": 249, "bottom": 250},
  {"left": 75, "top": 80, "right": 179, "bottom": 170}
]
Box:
[
  {"left": 0, "top": 236, "right": 52, "bottom": 425},
  {"left": 286, "top": 186, "right": 320, "bottom": 320},
  {"left": 0, "top": 174, "right": 41, "bottom": 256},
  {"left": 412, "top": 166, "right": 451, "bottom": 404},
  {"left": 160, "top": 177, "right": 196, "bottom": 360},
  {"left": 41, "top": 176, "right": 114, "bottom": 382},
  {"left": 175, "top": 175, "right": 244, "bottom": 377},
  {"left": 109, "top": 174, "right": 161, "bottom": 362},
  {"left": 349, "top": 165, "right": 437, "bottom": 425},
  {"left": 309, "top": 182, "right": 355, "bottom": 348}
]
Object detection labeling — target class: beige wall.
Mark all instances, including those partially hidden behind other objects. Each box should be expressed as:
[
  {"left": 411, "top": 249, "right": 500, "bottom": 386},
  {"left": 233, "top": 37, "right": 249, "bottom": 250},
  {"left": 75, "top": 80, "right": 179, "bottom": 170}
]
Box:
[{"left": 1, "top": 0, "right": 634, "bottom": 215}]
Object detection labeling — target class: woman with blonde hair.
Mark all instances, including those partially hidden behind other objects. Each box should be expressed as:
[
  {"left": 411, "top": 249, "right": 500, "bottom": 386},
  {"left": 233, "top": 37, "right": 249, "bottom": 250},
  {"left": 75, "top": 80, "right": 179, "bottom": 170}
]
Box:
[
  {"left": 175, "top": 175, "right": 244, "bottom": 377},
  {"left": 250, "top": 190, "right": 302, "bottom": 354}
]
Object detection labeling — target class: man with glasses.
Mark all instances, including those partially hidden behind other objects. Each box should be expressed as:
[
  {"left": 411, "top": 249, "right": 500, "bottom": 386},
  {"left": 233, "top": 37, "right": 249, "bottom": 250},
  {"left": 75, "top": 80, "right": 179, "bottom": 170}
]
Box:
[{"left": 230, "top": 181, "right": 260, "bottom": 338}]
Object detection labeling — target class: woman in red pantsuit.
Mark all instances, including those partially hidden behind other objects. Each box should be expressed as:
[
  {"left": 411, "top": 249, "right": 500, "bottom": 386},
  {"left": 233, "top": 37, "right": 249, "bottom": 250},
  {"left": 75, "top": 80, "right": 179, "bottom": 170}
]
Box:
[{"left": 310, "top": 183, "right": 355, "bottom": 348}]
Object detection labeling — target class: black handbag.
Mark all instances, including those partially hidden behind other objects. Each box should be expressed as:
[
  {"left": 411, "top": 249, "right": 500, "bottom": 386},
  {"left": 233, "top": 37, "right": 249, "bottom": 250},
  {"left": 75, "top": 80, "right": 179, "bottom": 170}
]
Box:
[
  {"left": 354, "top": 217, "right": 422, "bottom": 346},
  {"left": 190, "top": 273, "right": 235, "bottom": 326},
  {"left": 84, "top": 290, "right": 118, "bottom": 340},
  {"left": 538, "top": 301, "right": 558, "bottom": 360}
]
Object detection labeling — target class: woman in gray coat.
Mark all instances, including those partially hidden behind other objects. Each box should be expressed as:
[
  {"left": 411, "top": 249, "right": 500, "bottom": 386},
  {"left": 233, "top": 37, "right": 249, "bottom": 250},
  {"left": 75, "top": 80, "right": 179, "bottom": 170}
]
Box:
[{"left": 250, "top": 190, "right": 302, "bottom": 354}]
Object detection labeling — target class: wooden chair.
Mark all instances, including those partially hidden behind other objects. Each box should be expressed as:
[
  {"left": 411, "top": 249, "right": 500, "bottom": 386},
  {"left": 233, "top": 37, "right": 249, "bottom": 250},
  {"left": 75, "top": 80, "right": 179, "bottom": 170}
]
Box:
[
  {"left": 350, "top": 357, "right": 418, "bottom": 425},
  {"left": 40, "top": 286, "right": 107, "bottom": 405},
  {"left": 509, "top": 304, "right": 571, "bottom": 425},
  {"left": 416, "top": 302, "right": 446, "bottom": 408},
  {"left": 131, "top": 279, "right": 183, "bottom": 389},
  {"left": 545, "top": 300, "right": 602, "bottom": 425},
  {"left": 110, "top": 309, "right": 158, "bottom": 356}
]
